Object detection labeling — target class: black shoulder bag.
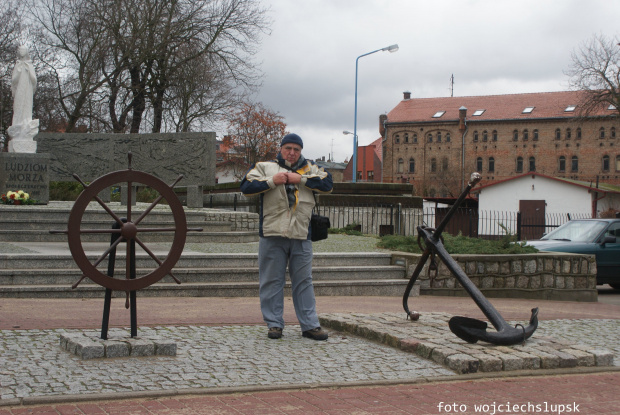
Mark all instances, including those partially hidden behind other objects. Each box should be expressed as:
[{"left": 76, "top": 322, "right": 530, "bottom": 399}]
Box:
[{"left": 310, "top": 193, "right": 330, "bottom": 242}]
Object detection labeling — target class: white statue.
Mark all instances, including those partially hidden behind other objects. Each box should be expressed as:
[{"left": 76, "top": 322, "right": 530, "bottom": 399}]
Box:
[{"left": 8, "top": 45, "right": 39, "bottom": 153}]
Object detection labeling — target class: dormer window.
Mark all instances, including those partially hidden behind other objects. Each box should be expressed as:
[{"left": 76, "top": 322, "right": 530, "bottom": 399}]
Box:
[
  {"left": 522, "top": 107, "right": 535, "bottom": 114},
  {"left": 432, "top": 111, "right": 446, "bottom": 118},
  {"left": 473, "top": 109, "right": 486, "bottom": 116},
  {"left": 565, "top": 105, "right": 576, "bottom": 112}
]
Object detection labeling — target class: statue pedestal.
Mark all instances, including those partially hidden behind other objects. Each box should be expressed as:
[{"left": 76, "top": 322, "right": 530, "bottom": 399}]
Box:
[
  {"left": 0, "top": 153, "right": 50, "bottom": 204},
  {"left": 8, "top": 120, "right": 39, "bottom": 153},
  {"left": 8, "top": 140, "right": 37, "bottom": 153}
]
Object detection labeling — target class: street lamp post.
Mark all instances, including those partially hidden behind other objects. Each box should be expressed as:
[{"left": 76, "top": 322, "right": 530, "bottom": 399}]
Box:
[{"left": 351, "top": 44, "right": 399, "bottom": 183}]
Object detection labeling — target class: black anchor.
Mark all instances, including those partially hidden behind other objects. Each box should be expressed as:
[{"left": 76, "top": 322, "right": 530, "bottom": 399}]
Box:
[{"left": 402, "top": 172, "right": 539, "bottom": 345}]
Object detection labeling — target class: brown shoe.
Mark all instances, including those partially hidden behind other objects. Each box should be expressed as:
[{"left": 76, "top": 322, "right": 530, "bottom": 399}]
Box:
[
  {"left": 268, "top": 327, "right": 283, "bottom": 339},
  {"left": 302, "top": 327, "right": 328, "bottom": 341}
]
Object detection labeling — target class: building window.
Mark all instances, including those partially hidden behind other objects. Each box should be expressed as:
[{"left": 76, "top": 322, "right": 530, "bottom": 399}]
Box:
[
  {"left": 367, "top": 171, "right": 374, "bottom": 181},
  {"left": 428, "top": 134, "right": 433, "bottom": 143},
  {"left": 413, "top": 133, "right": 418, "bottom": 143},
  {"left": 533, "top": 129, "right": 539, "bottom": 141},
  {"left": 555, "top": 128, "right": 561, "bottom": 140},
  {"left": 577, "top": 128, "right": 582, "bottom": 139},
  {"left": 395, "top": 134, "right": 400, "bottom": 144},
  {"left": 523, "top": 106, "right": 535, "bottom": 113},
  {"left": 430, "top": 158, "right": 437, "bottom": 173},
  {"left": 523, "top": 129, "right": 529, "bottom": 141},
  {"left": 473, "top": 131, "right": 479, "bottom": 142},
  {"left": 476, "top": 157, "right": 483, "bottom": 172},
  {"left": 566, "top": 128, "right": 571, "bottom": 140},
  {"left": 513, "top": 130, "right": 518, "bottom": 141},
  {"left": 433, "top": 111, "right": 445, "bottom": 118},
  {"left": 482, "top": 130, "right": 488, "bottom": 142},
  {"left": 437, "top": 131, "right": 442, "bottom": 142},
  {"left": 529, "top": 157, "right": 536, "bottom": 172},
  {"left": 612, "top": 127, "right": 616, "bottom": 139},
  {"left": 571, "top": 156, "right": 579, "bottom": 172},
  {"left": 492, "top": 130, "right": 498, "bottom": 141},
  {"left": 397, "top": 158, "right": 404, "bottom": 173},
  {"left": 558, "top": 156, "right": 566, "bottom": 172},
  {"left": 600, "top": 127, "right": 605, "bottom": 139},
  {"left": 603, "top": 155, "right": 610, "bottom": 172},
  {"left": 442, "top": 157, "right": 449, "bottom": 171},
  {"left": 404, "top": 133, "right": 409, "bottom": 143},
  {"left": 408, "top": 158, "right": 415, "bottom": 173},
  {"left": 516, "top": 157, "right": 523, "bottom": 173},
  {"left": 616, "top": 155, "right": 620, "bottom": 171},
  {"left": 473, "top": 109, "right": 486, "bottom": 116},
  {"left": 488, "top": 157, "right": 495, "bottom": 172},
  {"left": 446, "top": 133, "right": 451, "bottom": 142}
]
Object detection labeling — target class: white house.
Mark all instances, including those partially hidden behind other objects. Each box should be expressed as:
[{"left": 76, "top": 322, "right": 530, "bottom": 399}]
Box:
[{"left": 474, "top": 173, "right": 620, "bottom": 238}]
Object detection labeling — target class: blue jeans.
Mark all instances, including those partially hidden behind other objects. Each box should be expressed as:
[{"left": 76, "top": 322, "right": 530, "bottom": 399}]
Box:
[{"left": 258, "top": 236, "right": 320, "bottom": 332}]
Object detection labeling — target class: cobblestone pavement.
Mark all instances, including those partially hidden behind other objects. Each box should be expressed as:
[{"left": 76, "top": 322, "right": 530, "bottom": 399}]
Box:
[
  {"left": 322, "top": 313, "right": 619, "bottom": 374},
  {"left": 0, "top": 325, "right": 455, "bottom": 402},
  {"left": 1, "top": 316, "right": 619, "bottom": 405}
]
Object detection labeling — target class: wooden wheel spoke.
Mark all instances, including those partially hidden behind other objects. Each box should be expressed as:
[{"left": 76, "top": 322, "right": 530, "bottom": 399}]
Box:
[
  {"left": 94, "top": 196, "right": 125, "bottom": 227},
  {"left": 134, "top": 195, "right": 165, "bottom": 226},
  {"left": 135, "top": 237, "right": 181, "bottom": 284},
  {"left": 93, "top": 237, "right": 123, "bottom": 268},
  {"left": 126, "top": 181, "right": 132, "bottom": 222},
  {"left": 134, "top": 227, "right": 177, "bottom": 233},
  {"left": 80, "top": 229, "right": 122, "bottom": 234}
]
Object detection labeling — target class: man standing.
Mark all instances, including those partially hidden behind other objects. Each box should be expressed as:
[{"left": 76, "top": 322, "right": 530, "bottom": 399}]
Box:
[{"left": 240, "top": 133, "right": 333, "bottom": 340}]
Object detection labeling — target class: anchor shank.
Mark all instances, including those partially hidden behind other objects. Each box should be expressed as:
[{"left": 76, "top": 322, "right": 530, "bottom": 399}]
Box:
[{"left": 419, "top": 227, "right": 508, "bottom": 332}]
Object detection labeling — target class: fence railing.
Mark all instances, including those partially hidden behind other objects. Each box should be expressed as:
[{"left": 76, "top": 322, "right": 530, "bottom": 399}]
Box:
[{"left": 207, "top": 193, "right": 592, "bottom": 240}]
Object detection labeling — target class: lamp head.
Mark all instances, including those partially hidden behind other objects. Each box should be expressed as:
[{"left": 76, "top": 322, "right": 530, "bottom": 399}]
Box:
[{"left": 383, "top": 44, "right": 399, "bottom": 53}]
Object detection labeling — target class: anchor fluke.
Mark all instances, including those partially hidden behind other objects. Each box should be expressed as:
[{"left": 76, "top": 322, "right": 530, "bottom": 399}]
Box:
[{"left": 449, "top": 307, "right": 539, "bottom": 346}]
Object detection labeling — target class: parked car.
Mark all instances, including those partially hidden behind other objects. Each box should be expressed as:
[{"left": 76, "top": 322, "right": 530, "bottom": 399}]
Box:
[{"left": 524, "top": 219, "right": 620, "bottom": 289}]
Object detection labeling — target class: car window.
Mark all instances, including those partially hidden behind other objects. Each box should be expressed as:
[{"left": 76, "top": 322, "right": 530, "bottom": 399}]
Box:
[
  {"left": 542, "top": 220, "right": 607, "bottom": 242},
  {"left": 604, "top": 222, "right": 620, "bottom": 242}
]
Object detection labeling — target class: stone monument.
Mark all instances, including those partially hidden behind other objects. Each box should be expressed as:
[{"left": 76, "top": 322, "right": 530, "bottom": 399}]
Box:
[
  {"left": 0, "top": 45, "right": 49, "bottom": 203},
  {"left": 7, "top": 45, "right": 39, "bottom": 153}
]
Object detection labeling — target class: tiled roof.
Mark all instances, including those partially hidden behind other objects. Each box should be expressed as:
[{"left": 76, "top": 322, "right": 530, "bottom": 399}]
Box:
[{"left": 387, "top": 90, "right": 615, "bottom": 123}]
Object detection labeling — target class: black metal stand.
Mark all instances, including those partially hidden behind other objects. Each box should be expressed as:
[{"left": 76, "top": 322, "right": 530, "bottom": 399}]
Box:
[{"left": 101, "top": 219, "right": 138, "bottom": 339}]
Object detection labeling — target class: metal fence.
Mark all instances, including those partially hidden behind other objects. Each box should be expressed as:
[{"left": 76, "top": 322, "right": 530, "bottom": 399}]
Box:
[{"left": 210, "top": 194, "right": 592, "bottom": 240}]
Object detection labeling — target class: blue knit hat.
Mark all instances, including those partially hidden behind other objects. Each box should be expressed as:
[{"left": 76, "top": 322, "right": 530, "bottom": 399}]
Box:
[{"left": 280, "top": 133, "right": 303, "bottom": 148}]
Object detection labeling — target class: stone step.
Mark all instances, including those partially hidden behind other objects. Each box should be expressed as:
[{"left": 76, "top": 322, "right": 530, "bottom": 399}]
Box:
[
  {"left": 0, "top": 218, "right": 233, "bottom": 232},
  {"left": 0, "top": 252, "right": 393, "bottom": 270},
  {"left": 0, "top": 230, "right": 258, "bottom": 243},
  {"left": 0, "top": 279, "right": 409, "bottom": 298},
  {"left": 0, "top": 265, "right": 405, "bottom": 286}
]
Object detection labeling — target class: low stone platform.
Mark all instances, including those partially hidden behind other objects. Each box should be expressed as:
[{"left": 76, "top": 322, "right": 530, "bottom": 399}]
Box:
[
  {"left": 59, "top": 332, "right": 177, "bottom": 360},
  {"left": 319, "top": 312, "right": 614, "bottom": 374}
]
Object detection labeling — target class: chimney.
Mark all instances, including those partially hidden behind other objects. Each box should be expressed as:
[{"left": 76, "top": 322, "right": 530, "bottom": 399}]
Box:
[
  {"left": 403, "top": 91, "right": 411, "bottom": 100},
  {"left": 459, "top": 106, "right": 467, "bottom": 132},
  {"left": 379, "top": 114, "right": 387, "bottom": 137}
]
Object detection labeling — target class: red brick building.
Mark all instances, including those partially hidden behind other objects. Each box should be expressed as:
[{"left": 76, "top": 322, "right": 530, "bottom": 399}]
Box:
[
  {"left": 343, "top": 137, "right": 383, "bottom": 182},
  {"left": 381, "top": 91, "right": 619, "bottom": 197}
]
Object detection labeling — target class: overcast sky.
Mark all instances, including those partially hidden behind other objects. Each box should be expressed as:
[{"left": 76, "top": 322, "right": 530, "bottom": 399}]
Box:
[{"left": 250, "top": 0, "right": 619, "bottom": 163}]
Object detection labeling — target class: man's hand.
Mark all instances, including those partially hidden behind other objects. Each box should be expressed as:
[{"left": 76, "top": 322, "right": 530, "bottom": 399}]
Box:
[
  {"left": 273, "top": 172, "right": 288, "bottom": 185},
  {"left": 285, "top": 172, "right": 301, "bottom": 184}
]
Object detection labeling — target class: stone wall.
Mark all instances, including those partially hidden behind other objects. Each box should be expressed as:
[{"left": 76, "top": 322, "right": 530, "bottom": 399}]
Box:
[
  {"left": 392, "top": 252, "right": 598, "bottom": 302},
  {"left": 35, "top": 132, "right": 216, "bottom": 186}
]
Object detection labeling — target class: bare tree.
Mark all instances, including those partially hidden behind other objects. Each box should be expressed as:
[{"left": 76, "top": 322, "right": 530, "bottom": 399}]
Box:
[
  {"left": 30, "top": 0, "right": 113, "bottom": 132},
  {"left": 566, "top": 33, "right": 620, "bottom": 116},
  {"left": 90, "top": 0, "right": 269, "bottom": 133},
  {"left": 223, "top": 102, "right": 287, "bottom": 178}
]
